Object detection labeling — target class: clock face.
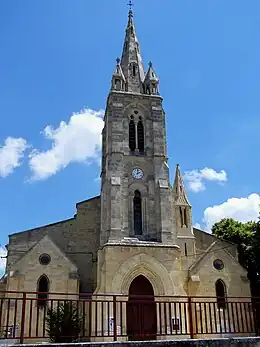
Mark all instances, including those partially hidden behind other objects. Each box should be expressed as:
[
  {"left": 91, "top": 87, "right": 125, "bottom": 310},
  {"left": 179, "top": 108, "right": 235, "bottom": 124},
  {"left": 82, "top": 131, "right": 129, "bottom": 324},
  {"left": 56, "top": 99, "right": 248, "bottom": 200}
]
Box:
[{"left": 132, "top": 168, "right": 144, "bottom": 180}]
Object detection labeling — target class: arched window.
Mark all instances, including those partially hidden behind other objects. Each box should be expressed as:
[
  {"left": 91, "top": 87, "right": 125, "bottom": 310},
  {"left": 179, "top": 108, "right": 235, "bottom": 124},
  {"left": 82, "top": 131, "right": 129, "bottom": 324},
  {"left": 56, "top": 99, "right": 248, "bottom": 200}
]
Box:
[
  {"left": 79, "top": 282, "right": 90, "bottom": 300},
  {"left": 137, "top": 120, "right": 144, "bottom": 152},
  {"left": 132, "top": 64, "right": 136, "bottom": 77},
  {"left": 184, "top": 243, "right": 188, "bottom": 257},
  {"left": 115, "top": 79, "right": 121, "bottom": 90},
  {"left": 37, "top": 275, "right": 49, "bottom": 307},
  {"left": 179, "top": 207, "right": 183, "bottom": 227},
  {"left": 215, "top": 279, "right": 226, "bottom": 309},
  {"left": 129, "top": 119, "right": 136, "bottom": 151},
  {"left": 133, "top": 190, "right": 142, "bottom": 235},
  {"left": 184, "top": 208, "right": 188, "bottom": 227}
]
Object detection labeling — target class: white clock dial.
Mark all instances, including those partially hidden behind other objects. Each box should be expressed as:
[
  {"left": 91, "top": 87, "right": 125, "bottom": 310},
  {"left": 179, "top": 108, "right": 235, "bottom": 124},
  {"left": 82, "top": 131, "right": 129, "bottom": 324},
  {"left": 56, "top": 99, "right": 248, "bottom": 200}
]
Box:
[{"left": 132, "top": 168, "right": 144, "bottom": 180}]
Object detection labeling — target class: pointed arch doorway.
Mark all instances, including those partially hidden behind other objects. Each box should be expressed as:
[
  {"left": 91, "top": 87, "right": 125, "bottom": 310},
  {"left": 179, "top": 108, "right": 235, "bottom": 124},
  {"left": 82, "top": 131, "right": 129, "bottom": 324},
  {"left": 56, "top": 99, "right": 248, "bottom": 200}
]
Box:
[{"left": 126, "top": 275, "right": 157, "bottom": 341}]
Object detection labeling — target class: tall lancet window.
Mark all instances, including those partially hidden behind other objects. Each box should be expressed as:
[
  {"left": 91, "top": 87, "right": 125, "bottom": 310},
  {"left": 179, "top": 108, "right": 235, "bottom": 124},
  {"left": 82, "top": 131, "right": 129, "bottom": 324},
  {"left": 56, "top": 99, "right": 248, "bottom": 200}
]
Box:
[
  {"left": 129, "top": 118, "right": 136, "bottom": 151},
  {"left": 184, "top": 208, "right": 188, "bottom": 227},
  {"left": 179, "top": 207, "right": 183, "bottom": 227},
  {"left": 134, "top": 190, "right": 142, "bottom": 235},
  {"left": 37, "top": 275, "right": 49, "bottom": 307},
  {"left": 215, "top": 279, "right": 227, "bottom": 309},
  {"left": 132, "top": 64, "right": 136, "bottom": 77},
  {"left": 115, "top": 79, "right": 121, "bottom": 90},
  {"left": 137, "top": 118, "right": 144, "bottom": 152}
]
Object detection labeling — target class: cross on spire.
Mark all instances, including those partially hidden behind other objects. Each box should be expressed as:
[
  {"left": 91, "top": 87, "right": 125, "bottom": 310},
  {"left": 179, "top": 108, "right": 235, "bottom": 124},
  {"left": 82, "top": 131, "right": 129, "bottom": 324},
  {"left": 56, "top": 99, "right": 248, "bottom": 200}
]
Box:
[{"left": 127, "top": 0, "right": 133, "bottom": 10}]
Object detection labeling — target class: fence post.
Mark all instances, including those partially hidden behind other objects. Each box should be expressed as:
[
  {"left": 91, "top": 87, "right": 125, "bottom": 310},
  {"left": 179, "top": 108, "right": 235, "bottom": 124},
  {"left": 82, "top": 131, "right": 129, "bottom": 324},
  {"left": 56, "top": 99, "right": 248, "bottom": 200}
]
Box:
[
  {"left": 113, "top": 295, "right": 117, "bottom": 341},
  {"left": 254, "top": 299, "right": 260, "bottom": 336},
  {"left": 19, "top": 292, "right": 26, "bottom": 344},
  {"left": 188, "top": 297, "right": 194, "bottom": 339}
]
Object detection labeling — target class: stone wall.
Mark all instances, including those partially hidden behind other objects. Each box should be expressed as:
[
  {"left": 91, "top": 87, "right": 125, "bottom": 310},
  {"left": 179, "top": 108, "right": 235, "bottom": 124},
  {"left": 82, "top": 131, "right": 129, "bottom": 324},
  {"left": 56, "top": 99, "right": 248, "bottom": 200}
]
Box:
[
  {"left": 95, "top": 242, "right": 183, "bottom": 296},
  {"left": 5, "top": 196, "right": 101, "bottom": 294},
  {"left": 188, "top": 239, "right": 249, "bottom": 298},
  {"left": 6, "top": 218, "right": 76, "bottom": 269},
  {"left": 74, "top": 196, "right": 101, "bottom": 292}
]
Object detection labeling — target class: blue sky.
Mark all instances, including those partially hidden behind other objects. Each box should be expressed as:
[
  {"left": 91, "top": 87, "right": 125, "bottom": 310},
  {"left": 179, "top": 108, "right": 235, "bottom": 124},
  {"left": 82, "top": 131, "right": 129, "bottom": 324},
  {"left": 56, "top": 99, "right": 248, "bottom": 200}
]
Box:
[{"left": 0, "top": 0, "right": 260, "bottom": 268}]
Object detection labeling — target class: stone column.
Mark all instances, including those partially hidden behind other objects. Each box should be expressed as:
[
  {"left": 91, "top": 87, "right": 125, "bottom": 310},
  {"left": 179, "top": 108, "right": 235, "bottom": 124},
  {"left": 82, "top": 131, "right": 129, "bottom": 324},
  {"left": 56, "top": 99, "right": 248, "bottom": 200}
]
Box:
[{"left": 109, "top": 176, "right": 122, "bottom": 241}]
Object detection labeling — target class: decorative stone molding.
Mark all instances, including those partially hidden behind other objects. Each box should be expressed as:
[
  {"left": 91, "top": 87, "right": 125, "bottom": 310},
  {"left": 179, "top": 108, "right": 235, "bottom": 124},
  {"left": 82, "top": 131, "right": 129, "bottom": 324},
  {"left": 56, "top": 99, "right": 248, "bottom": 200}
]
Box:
[
  {"left": 111, "top": 177, "right": 121, "bottom": 185},
  {"left": 112, "top": 102, "right": 123, "bottom": 108},
  {"left": 159, "top": 179, "right": 168, "bottom": 188},
  {"left": 9, "top": 270, "right": 20, "bottom": 278},
  {"left": 110, "top": 252, "right": 177, "bottom": 296},
  {"left": 190, "top": 275, "right": 200, "bottom": 283},
  {"left": 152, "top": 106, "right": 162, "bottom": 111}
]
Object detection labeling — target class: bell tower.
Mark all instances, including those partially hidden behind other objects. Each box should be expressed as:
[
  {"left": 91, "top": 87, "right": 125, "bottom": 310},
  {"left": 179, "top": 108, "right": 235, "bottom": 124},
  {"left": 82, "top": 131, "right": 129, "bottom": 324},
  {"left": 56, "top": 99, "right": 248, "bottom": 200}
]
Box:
[
  {"left": 95, "top": 7, "right": 185, "bottom": 299},
  {"left": 100, "top": 9, "right": 175, "bottom": 246}
]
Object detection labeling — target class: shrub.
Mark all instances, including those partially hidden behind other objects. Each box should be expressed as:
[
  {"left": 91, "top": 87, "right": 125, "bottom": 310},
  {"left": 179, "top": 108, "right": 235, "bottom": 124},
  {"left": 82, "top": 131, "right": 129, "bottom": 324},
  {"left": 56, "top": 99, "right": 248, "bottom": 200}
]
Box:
[{"left": 46, "top": 301, "right": 83, "bottom": 343}]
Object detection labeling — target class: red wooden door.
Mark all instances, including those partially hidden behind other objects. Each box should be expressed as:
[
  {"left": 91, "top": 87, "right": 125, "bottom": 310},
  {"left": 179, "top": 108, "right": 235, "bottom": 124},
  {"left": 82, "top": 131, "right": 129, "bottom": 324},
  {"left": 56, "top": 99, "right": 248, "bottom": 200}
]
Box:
[{"left": 127, "top": 275, "right": 157, "bottom": 341}]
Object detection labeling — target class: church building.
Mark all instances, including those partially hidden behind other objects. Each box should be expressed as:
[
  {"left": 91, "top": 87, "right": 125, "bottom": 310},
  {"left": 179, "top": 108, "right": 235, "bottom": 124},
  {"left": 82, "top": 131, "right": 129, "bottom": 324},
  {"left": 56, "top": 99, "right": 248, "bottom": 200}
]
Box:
[{"left": 1, "top": 7, "right": 251, "bottom": 341}]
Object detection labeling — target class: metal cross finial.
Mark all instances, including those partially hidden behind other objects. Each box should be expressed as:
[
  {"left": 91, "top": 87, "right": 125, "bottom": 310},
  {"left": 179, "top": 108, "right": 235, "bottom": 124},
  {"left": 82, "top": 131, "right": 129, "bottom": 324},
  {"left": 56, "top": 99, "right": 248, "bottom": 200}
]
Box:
[{"left": 127, "top": 1, "right": 133, "bottom": 10}]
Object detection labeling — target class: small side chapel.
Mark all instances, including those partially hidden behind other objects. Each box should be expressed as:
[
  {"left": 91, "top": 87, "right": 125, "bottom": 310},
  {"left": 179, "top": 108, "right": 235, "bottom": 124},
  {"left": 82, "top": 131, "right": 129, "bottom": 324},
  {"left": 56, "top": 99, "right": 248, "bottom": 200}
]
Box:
[{"left": 1, "top": 7, "right": 251, "bottom": 341}]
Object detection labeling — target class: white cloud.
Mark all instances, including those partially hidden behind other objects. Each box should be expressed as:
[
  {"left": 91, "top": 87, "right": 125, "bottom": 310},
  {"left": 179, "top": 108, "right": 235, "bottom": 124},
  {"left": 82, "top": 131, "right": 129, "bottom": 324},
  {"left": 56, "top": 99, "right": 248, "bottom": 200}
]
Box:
[
  {"left": 203, "top": 193, "right": 260, "bottom": 231},
  {"left": 28, "top": 108, "right": 104, "bottom": 181},
  {"left": 0, "top": 246, "right": 7, "bottom": 276},
  {"left": 0, "top": 137, "right": 28, "bottom": 178},
  {"left": 183, "top": 167, "right": 228, "bottom": 193}
]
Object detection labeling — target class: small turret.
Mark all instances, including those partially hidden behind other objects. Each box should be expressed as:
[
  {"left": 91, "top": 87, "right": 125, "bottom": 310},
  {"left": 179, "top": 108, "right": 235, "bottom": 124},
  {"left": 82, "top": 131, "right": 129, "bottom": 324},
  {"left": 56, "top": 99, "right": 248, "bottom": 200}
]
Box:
[
  {"left": 172, "top": 164, "right": 195, "bottom": 266},
  {"left": 172, "top": 164, "right": 193, "bottom": 240},
  {"left": 111, "top": 58, "right": 126, "bottom": 92},
  {"left": 173, "top": 164, "right": 191, "bottom": 210},
  {"left": 144, "top": 61, "right": 159, "bottom": 95}
]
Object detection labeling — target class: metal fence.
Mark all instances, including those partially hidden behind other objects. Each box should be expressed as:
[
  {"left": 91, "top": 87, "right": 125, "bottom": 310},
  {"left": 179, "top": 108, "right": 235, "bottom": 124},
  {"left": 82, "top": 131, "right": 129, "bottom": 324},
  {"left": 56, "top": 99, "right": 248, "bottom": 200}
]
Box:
[{"left": 0, "top": 291, "right": 259, "bottom": 343}]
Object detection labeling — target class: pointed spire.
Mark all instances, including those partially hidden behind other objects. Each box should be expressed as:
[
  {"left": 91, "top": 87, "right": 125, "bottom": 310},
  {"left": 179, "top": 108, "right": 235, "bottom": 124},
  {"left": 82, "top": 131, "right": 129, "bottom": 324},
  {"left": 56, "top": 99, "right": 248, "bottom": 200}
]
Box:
[
  {"left": 144, "top": 61, "right": 159, "bottom": 95},
  {"left": 120, "top": 8, "right": 145, "bottom": 93},
  {"left": 127, "top": 7, "right": 134, "bottom": 28},
  {"left": 111, "top": 57, "right": 126, "bottom": 91},
  {"left": 173, "top": 164, "right": 191, "bottom": 206},
  {"left": 113, "top": 57, "right": 125, "bottom": 80},
  {"left": 145, "top": 61, "right": 159, "bottom": 82}
]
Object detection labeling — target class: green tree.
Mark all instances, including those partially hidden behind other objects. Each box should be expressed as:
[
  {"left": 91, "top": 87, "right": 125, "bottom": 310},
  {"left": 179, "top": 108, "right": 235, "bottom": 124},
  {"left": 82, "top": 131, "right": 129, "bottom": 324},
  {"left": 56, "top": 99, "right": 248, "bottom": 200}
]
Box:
[
  {"left": 46, "top": 301, "right": 84, "bottom": 343},
  {"left": 246, "top": 221, "right": 260, "bottom": 285},
  {"left": 212, "top": 218, "right": 253, "bottom": 244}
]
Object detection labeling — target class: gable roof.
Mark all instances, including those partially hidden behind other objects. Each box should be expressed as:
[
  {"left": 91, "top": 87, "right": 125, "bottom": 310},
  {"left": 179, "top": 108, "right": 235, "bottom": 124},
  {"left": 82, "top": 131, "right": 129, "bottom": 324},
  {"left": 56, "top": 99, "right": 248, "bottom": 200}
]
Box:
[
  {"left": 189, "top": 239, "right": 246, "bottom": 275},
  {"left": 193, "top": 227, "right": 237, "bottom": 248},
  {"left": 11, "top": 234, "right": 78, "bottom": 270},
  {"left": 9, "top": 217, "right": 75, "bottom": 237},
  {"left": 9, "top": 195, "right": 101, "bottom": 238},
  {"left": 172, "top": 165, "right": 191, "bottom": 206}
]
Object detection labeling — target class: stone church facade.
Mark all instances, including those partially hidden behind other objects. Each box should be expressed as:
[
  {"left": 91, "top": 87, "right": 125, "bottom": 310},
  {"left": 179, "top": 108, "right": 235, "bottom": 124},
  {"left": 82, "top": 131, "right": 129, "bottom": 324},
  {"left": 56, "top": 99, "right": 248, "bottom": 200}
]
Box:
[{"left": 1, "top": 8, "right": 251, "bottom": 341}]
